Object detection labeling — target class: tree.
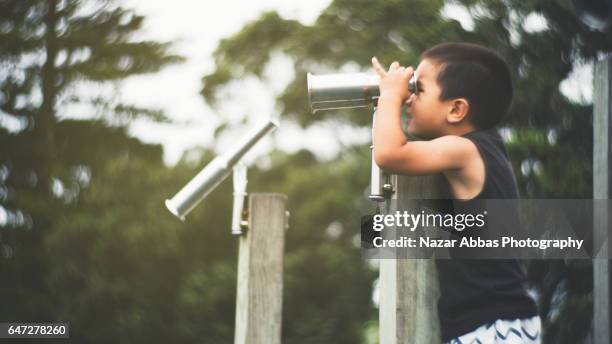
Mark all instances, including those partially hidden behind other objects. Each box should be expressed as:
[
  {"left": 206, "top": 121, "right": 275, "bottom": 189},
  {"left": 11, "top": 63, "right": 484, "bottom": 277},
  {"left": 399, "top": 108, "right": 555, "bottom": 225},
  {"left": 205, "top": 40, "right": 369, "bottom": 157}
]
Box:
[{"left": 0, "top": 0, "right": 181, "bottom": 329}]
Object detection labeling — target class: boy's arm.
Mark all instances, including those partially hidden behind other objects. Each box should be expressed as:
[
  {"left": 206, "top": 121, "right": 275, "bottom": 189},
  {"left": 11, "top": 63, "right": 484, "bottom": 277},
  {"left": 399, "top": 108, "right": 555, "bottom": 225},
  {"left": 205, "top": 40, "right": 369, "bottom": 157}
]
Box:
[
  {"left": 374, "top": 123, "right": 475, "bottom": 175},
  {"left": 372, "top": 58, "right": 475, "bottom": 175}
]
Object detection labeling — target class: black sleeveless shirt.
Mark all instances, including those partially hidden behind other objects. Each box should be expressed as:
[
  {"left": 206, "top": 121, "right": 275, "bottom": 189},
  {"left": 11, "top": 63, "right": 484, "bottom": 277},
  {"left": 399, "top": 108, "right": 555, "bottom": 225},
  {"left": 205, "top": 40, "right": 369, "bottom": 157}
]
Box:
[{"left": 435, "top": 129, "right": 539, "bottom": 342}]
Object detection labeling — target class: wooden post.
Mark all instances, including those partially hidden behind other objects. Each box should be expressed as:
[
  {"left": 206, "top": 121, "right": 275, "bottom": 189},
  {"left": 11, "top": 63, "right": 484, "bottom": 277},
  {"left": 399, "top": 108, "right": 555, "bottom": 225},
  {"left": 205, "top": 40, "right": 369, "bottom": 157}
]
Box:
[
  {"left": 234, "top": 193, "right": 287, "bottom": 344},
  {"left": 379, "top": 174, "right": 449, "bottom": 343},
  {"left": 593, "top": 56, "right": 612, "bottom": 344}
]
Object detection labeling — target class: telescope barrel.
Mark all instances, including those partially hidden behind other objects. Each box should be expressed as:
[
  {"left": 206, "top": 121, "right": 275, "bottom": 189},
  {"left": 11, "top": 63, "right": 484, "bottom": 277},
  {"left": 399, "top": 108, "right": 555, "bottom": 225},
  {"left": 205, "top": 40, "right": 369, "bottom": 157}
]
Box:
[
  {"left": 308, "top": 72, "right": 417, "bottom": 114},
  {"left": 165, "top": 118, "right": 279, "bottom": 220},
  {"left": 307, "top": 73, "right": 380, "bottom": 113}
]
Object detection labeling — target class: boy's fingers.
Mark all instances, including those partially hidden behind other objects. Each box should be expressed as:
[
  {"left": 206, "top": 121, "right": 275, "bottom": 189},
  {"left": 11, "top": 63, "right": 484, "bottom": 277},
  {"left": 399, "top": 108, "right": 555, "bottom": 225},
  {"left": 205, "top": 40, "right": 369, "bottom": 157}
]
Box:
[
  {"left": 389, "top": 61, "right": 400, "bottom": 71},
  {"left": 403, "top": 66, "right": 414, "bottom": 78},
  {"left": 371, "top": 57, "right": 386, "bottom": 76}
]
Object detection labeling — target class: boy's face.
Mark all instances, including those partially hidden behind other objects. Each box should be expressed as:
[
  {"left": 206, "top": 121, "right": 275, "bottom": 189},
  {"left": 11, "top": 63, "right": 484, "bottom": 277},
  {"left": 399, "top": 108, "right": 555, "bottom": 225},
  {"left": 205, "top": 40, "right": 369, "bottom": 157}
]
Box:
[{"left": 405, "top": 58, "right": 453, "bottom": 139}]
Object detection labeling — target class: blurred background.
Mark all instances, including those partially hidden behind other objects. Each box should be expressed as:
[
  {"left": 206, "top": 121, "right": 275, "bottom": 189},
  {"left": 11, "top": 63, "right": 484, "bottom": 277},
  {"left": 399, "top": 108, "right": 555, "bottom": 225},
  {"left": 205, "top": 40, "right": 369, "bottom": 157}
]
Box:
[{"left": 1, "top": 0, "right": 611, "bottom": 343}]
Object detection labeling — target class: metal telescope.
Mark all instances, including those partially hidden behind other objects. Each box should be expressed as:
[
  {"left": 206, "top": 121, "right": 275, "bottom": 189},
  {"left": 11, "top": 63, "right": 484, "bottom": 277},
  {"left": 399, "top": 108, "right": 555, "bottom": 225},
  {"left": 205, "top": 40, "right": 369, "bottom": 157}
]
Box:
[
  {"left": 307, "top": 72, "right": 418, "bottom": 201},
  {"left": 307, "top": 72, "right": 418, "bottom": 113},
  {"left": 165, "top": 118, "right": 278, "bottom": 234}
]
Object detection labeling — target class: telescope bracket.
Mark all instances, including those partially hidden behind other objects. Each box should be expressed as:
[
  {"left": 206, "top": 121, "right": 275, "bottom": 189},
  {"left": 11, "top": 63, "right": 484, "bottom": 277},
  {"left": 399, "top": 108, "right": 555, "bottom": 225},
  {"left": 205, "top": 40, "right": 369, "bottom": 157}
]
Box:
[{"left": 231, "top": 163, "right": 249, "bottom": 236}]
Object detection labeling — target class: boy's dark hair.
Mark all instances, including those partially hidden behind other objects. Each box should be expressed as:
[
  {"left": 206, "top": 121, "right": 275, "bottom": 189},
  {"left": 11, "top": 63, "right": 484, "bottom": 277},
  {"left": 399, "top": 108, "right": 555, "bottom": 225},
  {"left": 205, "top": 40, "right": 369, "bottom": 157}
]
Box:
[{"left": 421, "top": 42, "right": 513, "bottom": 130}]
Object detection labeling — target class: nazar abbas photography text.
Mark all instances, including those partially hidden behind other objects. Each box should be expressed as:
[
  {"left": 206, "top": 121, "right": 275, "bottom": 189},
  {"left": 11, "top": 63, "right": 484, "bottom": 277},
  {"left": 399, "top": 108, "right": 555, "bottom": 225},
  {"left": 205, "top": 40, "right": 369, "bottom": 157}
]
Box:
[{"left": 371, "top": 211, "right": 584, "bottom": 250}]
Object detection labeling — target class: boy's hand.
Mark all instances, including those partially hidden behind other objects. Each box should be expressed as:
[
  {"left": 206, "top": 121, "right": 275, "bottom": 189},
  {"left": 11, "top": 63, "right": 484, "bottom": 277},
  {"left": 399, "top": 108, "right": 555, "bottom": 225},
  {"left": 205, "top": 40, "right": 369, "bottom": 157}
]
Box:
[{"left": 372, "top": 57, "right": 414, "bottom": 101}]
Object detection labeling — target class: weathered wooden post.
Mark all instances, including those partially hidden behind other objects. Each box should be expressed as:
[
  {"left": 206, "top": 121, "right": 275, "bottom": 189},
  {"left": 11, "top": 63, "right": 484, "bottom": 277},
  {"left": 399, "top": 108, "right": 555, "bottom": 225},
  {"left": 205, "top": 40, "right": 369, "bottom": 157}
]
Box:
[
  {"left": 234, "top": 193, "right": 288, "bottom": 344},
  {"left": 593, "top": 56, "right": 611, "bottom": 344},
  {"left": 379, "top": 174, "right": 448, "bottom": 344},
  {"left": 163, "top": 119, "right": 283, "bottom": 343}
]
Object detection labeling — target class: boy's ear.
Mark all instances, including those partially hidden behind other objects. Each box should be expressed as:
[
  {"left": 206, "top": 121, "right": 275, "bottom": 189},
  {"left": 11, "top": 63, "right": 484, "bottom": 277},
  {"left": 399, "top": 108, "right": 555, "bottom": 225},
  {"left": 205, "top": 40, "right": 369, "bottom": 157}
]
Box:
[{"left": 446, "top": 98, "right": 469, "bottom": 124}]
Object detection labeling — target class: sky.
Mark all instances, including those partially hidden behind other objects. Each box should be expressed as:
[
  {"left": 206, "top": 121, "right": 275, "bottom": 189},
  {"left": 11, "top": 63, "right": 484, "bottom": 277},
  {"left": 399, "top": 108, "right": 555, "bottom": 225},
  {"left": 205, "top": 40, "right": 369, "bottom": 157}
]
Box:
[{"left": 115, "top": 0, "right": 372, "bottom": 166}]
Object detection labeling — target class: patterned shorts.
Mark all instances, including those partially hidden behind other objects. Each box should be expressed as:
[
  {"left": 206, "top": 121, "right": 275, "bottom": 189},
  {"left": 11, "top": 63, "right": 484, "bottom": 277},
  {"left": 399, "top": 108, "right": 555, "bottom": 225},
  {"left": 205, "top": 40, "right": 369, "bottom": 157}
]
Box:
[{"left": 445, "top": 315, "right": 542, "bottom": 344}]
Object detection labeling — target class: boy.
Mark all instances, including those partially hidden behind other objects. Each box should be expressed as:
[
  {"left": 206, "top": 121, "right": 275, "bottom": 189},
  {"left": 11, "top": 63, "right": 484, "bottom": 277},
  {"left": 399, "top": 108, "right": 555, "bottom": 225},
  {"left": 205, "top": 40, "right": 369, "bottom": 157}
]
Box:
[{"left": 371, "top": 42, "right": 541, "bottom": 343}]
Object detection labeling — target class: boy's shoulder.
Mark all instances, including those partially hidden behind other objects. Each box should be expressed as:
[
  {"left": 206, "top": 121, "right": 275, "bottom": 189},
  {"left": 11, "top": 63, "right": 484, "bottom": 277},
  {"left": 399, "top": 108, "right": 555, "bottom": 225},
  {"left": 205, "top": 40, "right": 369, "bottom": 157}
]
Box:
[
  {"left": 426, "top": 131, "right": 487, "bottom": 166},
  {"left": 435, "top": 133, "right": 486, "bottom": 200},
  {"left": 459, "top": 128, "right": 509, "bottom": 161},
  {"left": 446, "top": 127, "right": 519, "bottom": 200}
]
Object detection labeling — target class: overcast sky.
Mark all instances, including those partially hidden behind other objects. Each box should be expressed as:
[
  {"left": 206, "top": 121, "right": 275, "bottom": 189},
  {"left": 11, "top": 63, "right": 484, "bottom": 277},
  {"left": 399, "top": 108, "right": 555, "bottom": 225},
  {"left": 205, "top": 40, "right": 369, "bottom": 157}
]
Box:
[{"left": 116, "top": 0, "right": 371, "bottom": 166}]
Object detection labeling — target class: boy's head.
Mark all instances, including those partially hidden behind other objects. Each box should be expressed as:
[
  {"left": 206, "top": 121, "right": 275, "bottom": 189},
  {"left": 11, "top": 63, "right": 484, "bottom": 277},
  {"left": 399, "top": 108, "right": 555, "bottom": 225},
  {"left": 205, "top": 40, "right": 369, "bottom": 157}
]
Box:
[{"left": 406, "top": 42, "right": 513, "bottom": 138}]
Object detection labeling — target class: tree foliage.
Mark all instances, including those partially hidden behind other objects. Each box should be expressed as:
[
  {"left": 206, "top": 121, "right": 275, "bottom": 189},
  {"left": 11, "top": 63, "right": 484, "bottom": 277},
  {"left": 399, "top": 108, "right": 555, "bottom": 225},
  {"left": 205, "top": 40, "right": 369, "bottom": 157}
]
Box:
[{"left": 0, "top": 0, "right": 183, "bottom": 342}]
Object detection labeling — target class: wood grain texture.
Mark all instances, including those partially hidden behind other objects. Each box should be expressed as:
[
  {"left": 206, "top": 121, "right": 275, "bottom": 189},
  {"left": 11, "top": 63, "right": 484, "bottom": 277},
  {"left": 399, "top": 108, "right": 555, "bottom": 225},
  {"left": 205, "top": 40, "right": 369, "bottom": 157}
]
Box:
[
  {"left": 379, "top": 173, "right": 450, "bottom": 344},
  {"left": 234, "top": 193, "right": 287, "bottom": 344},
  {"left": 593, "top": 57, "right": 611, "bottom": 344}
]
